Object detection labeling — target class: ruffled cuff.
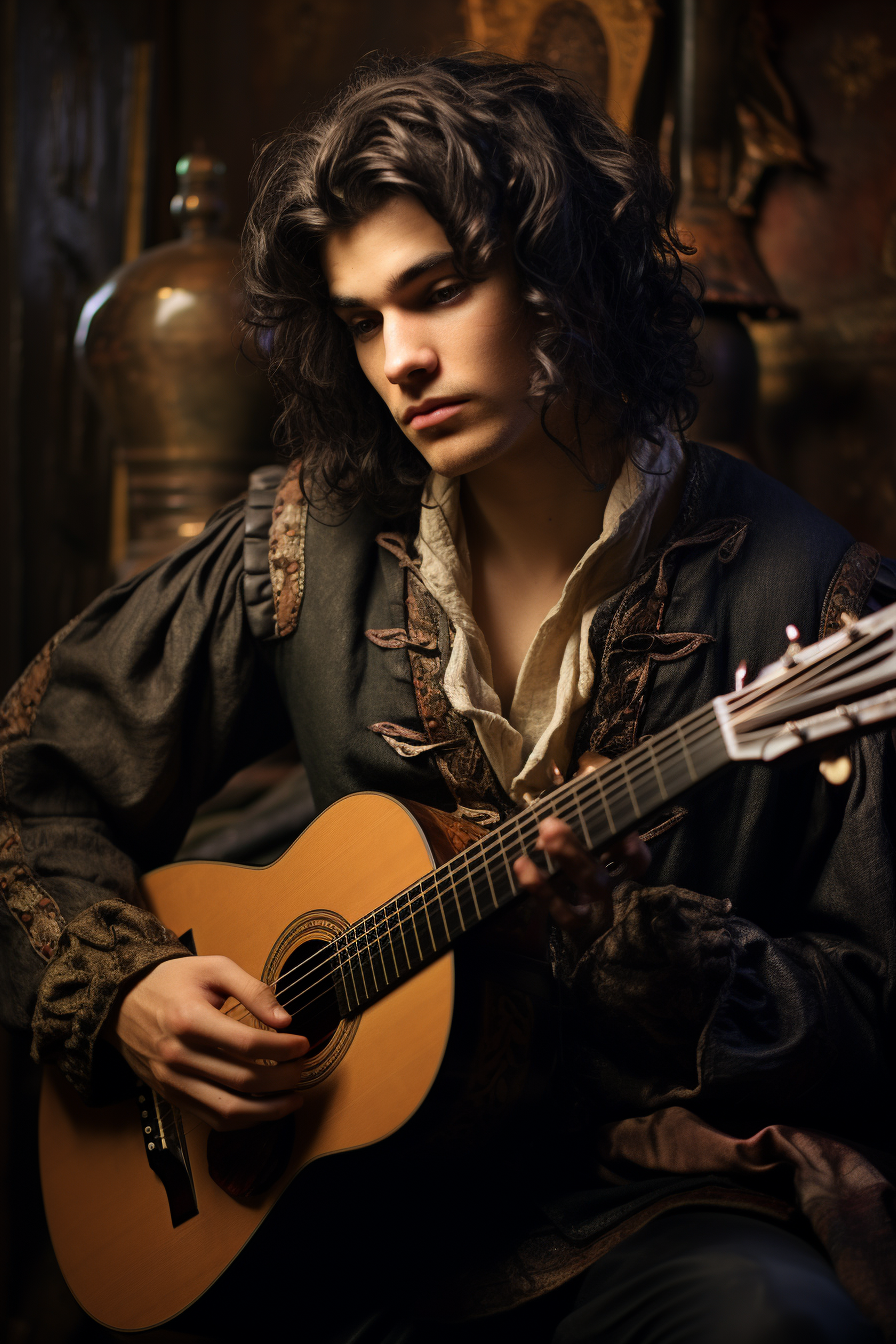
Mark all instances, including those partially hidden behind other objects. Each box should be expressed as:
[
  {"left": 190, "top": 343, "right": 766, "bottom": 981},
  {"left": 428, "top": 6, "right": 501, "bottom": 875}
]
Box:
[
  {"left": 31, "top": 898, "right": 192, "bottom": 1102},
  {"left": 552, "top": 882, "right": 734, "bottom": 1055}
]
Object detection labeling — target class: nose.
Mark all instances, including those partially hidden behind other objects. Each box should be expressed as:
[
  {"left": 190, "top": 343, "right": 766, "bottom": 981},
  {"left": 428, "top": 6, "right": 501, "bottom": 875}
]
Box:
[{"left": 382, "top": 313, "right": 438, "bottom": 385}]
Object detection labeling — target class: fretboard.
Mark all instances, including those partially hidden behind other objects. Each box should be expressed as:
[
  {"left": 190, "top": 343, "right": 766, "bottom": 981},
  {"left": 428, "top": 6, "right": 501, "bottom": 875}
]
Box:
[{"left": 328, "top": 701, "right": 729, "bottom": 1016}]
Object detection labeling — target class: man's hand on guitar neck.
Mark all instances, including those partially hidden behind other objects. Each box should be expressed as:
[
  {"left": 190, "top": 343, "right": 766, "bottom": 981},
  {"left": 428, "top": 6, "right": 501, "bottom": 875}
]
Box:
[
  {"left": 513, "top": 752, "right": 651, "bottom": 949},
  {"left": 514, "top": 822, "right": 650, "bottom": 948},
  {"left": 102, "top": 956, "right": 309, "bottom": 1131}
]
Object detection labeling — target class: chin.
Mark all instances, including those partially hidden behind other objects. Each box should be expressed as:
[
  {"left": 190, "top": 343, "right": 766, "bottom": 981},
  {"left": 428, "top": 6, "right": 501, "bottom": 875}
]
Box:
[{"left": 414, "top": 426, "right": 523, "bottom": 479}]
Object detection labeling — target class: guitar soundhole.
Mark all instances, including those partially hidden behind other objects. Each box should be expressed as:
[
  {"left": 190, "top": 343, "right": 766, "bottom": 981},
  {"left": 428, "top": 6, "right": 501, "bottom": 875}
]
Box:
[{"left": 275, "top": 937, "right": 341, "bottom": 1058}]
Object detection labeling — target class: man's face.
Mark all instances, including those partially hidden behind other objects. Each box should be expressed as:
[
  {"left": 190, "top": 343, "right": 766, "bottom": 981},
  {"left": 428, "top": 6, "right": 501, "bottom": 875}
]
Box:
[{"left": 320, "top": 193, "right": 540, "bottom": 478}]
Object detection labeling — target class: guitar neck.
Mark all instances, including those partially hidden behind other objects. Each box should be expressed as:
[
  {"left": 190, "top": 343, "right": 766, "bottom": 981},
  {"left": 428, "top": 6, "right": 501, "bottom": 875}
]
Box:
[{"left": 332, "top": 701, "right": 729, "bottom": 1015}]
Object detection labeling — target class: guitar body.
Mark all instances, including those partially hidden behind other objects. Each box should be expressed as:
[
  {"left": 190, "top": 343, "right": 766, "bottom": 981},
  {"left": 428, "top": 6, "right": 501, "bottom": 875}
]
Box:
[{"left": 39, "top": 793, "right": 469, "bottom": 1332}]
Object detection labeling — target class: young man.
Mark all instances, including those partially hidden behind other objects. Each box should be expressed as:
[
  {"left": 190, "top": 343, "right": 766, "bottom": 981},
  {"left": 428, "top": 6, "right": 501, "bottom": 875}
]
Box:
[{"left": 1, "top": 54, "right": 893, "bottom": 1343}]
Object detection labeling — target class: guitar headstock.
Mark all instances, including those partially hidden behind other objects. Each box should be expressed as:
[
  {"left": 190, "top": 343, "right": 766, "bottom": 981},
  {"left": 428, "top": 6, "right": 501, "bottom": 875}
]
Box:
[{"left": 714, "top": 603, "right": 896, "bottom": 763}]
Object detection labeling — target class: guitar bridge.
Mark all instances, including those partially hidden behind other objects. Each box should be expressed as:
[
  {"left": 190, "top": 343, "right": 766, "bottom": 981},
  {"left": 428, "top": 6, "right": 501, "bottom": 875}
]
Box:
[
  {"left": 134, "top": 923, "right": 198, "bottom": 1227},
  {"left": 136, "top": 1082, "right": 198, "bottom": 1227}
]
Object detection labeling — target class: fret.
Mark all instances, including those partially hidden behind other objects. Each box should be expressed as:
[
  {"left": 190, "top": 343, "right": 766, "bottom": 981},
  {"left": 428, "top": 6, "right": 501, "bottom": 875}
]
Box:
[
  {"left": 428, "top": 883, "right": 449, "bottom": 950},
  {"left": 358, "top": 914, "right": 379, "bottom": 995},
  {"left": 647, "top": 739, "right": 668, "bottom": 801},
  {"left": 391, "top": 895, "right": 410, "bottom": 972},
  {"left": 442, "top": 865, "right": 467, "bottom": 935},
  {"left": 618, "top": 754, "right": 638, "bottom": 813},
  {"left": 676, "top": 721, "right": 698, "bottom": 783},
  {"left": 405, "top": 886, "right": 426, "bottom": 961},
  {"left": 529, "top": 803, "right": 558, "bottom": 877},
  {"left": 437, "top": 865, "right": 467, "bottom": 940},
  {"left": 375, "top": 905, "right": 399, "bottom": 982},
  {"left": 495, "top": 828, "right": 517, "bottom": 894},
  {"left": 344, "top": 926, "right": 366, "bottom": 1007},
  {"left": 332, "top": 937, "right": 354, "bottom": 1016},
  {"left": 479, "top": 847, "right": 500, "bottom": 912},
  {"left": 415, "top": 882, "right": 438, "bottom": 956},
  {"left": 572, "top": 789, "right": 593, "bottom": 849},
  {"left": 595, "top": 774, "right": 615, "bottom": 832},
  {"left": 460, "top": 850, "right": 482, "bottom": 921},
  {"left": 471, "top": 852, "right": 499, "bottom": 919},
  {"left": 388, "top": 904, "right": 403, "bottom": 976}
]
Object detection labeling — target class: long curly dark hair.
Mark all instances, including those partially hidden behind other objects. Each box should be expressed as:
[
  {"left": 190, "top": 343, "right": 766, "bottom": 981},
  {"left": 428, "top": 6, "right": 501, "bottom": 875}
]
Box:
[{"left": 243, "top": 52, "right": 703, "bottom": 516}]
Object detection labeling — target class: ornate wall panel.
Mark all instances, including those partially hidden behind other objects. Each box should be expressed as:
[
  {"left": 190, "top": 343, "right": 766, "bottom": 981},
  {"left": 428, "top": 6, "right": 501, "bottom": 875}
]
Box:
[
  {"left": 749, "top": 0, "right": 896, "bottom": 555},
  {"left": 462, "top": 0, "right": 658, "bottom": 129}
]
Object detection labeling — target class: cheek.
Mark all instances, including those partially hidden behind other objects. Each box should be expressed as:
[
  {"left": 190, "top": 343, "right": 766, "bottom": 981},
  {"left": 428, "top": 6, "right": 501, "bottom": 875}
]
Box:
[
  {"left": 355, "top": 340, "right": 388, "bottom": 395},
  {"left": 447, "top": 297, "right": 535, "bottom": 392}
]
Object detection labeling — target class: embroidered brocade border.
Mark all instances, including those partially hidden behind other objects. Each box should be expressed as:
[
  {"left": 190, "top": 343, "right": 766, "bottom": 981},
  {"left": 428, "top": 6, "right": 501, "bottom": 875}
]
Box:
[
  {"left": 365, "top": 532, "right": 513, "bottom": 828},
  {"left": 0, "top": 619, "right": 80, "bottom": 960},
  {"left": 404, "top": 569, "right": 513, "bottom": 826},
  {"left": 269, "top": 460, "right": 308, "bottom": 637},
  {"left": 820, "top": 540, "right": 880, "bottom": 638},
  {"left": 583, "top": 517, "right": 748, "bottom": 762}
]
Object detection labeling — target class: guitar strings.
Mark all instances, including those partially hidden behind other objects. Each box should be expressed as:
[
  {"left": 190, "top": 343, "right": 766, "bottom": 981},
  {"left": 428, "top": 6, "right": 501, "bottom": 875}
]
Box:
[
  {"left": 220, "top": 702, "right": 721, "bottom": 1024},
  {"left": 223, "top": 624, "right": 893, "bottom": 1027},
  {"left": 225, "top": 704, "right": 726, "bottom": 1027},
  {"left": 263, "top": 724, "right": 728, "bottom": 1023}
]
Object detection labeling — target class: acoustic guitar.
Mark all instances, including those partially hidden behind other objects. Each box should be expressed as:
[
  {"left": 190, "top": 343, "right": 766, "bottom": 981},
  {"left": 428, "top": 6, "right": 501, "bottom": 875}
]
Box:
[{"left": 39, "top": 604, "right": 896, "bottom": 1331}]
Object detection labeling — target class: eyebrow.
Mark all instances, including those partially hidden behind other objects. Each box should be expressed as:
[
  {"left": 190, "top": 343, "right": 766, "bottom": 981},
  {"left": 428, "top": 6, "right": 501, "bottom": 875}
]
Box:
[{"left": 329, "top": 249, "right": 457, "bottom": 309}]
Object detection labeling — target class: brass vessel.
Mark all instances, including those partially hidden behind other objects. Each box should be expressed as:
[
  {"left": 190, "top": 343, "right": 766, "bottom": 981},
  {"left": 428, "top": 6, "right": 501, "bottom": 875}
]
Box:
[{"left": 77, "top": 154, "right": 277, "bottom": 579}]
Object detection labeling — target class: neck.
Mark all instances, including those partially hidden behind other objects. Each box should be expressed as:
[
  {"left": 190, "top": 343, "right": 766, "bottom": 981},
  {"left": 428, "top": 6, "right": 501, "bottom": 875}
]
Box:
[{"left": 460, "top": 410, "right": 622, "bottom": 580}]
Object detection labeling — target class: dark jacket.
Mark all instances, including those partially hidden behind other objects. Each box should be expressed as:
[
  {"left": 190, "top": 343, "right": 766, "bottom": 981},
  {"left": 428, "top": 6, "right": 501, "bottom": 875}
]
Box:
[{"left": 1, "top": 443, "right": 894, "bottom": 1321}]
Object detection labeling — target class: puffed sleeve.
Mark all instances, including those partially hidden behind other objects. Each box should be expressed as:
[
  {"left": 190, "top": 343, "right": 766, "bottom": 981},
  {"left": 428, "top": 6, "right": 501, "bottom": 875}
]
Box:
[{"left": 0, "top": 499, "right": 292, "bottom": 1100}]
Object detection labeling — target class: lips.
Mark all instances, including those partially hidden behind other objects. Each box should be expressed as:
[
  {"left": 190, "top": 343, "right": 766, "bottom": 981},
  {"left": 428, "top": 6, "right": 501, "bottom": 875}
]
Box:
[{"left": 403, "top": 398, "right": 469, "bottom": 430}]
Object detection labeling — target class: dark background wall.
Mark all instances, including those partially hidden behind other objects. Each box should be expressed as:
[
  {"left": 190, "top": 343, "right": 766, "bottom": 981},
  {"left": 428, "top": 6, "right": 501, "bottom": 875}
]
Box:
[
  {"left": 2, "top": 1, "right": 896, "bottom": 1340},
  {"left": 4, "top": 0, "right": 896, "bottom": 690}
]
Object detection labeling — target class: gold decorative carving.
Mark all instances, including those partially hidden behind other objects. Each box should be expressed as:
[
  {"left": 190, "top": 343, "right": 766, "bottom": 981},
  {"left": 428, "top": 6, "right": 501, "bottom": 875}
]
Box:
[
  {"left": 461, "top": 0, "right": 659, "bottom": 131},
  {"left": 728, "top": 98, "right": 809, "bottom": 218},
  {"left": 261, "top": 909, "right": 360, "bottom": 1087},
  {"left": 824, "top": 32, "right": 896, "bottom": 115}
]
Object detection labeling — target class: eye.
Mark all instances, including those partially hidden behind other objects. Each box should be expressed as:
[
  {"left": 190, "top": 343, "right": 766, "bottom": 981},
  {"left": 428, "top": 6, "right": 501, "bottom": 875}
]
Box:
[
  {"left": 348, "top": 315, "right": 381, "bottom": 340},
  {"left": 430, "top": 281, "right": 467, "bottom": 305}
]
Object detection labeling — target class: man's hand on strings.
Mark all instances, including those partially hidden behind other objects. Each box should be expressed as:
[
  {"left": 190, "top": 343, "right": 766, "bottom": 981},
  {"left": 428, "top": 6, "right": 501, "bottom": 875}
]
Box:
[
  {"left": 513, "top": 752, "right": 651, "bottom": 948},
  {"left": 102, "top": 955, "right": 309, "bottom": 1131}
]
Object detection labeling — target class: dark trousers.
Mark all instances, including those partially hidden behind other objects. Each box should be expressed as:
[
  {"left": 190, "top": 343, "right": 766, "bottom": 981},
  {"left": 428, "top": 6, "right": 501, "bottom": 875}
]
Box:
[{"left": 330, "top": 1211, "right": 881, "bottom": 1344}]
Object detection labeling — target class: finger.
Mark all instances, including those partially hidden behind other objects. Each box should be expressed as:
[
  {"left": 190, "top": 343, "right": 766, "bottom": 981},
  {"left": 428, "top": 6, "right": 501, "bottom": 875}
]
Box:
[
  {"left": 574, "top": 751, "right": 610, "bottom": 777},
  {"left": 162, "top": 1041, "right": 308, "bottom": 1095},
  {"left": 157, "top": 1073, "right": 305, "bottom": 1133},
  {"left": 200, "top": 956, "right": 293, "bottom": 1031},
  {"left": 513, "top": 854, "right": 595, "bottom": 934},
  {"left": 178, "top": 999, "right": 310, "bottom": 1062},
  {"left": 514, "top": 853, "right": 554, "bottom": 900},
  {"left": 600, "top": 832, "right": 652, "bottom": 882},
  {"left": 623, "top": 833, "right": 651, "bottom": 878},
  {"left": 535, "top": 817, "right": 611, "bottom": 899}
]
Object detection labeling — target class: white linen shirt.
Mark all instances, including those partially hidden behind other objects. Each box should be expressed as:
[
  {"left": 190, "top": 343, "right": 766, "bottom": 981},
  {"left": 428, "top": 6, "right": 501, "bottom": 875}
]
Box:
[{"left": 414, "top": 432, "right": 684, "bottom": 803}]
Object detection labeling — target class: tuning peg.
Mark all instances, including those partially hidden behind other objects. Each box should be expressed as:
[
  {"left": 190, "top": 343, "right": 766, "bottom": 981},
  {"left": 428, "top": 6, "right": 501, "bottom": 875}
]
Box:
[
  {"left": 782, "top": 624, "right": 802, "bottom": 666},
  {"left": 838, "top": 610, "right": 862, "bottom": 640},
  {"left": 734, "top": 660, "right": 747, "bottom": 692}
]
